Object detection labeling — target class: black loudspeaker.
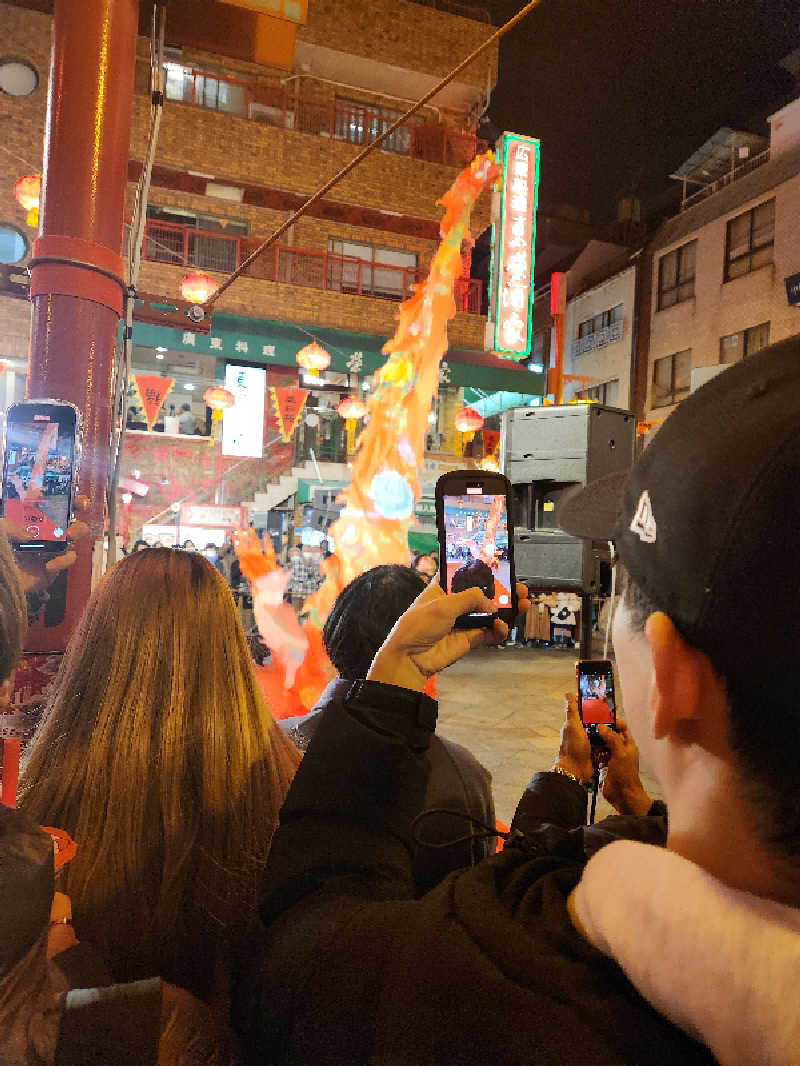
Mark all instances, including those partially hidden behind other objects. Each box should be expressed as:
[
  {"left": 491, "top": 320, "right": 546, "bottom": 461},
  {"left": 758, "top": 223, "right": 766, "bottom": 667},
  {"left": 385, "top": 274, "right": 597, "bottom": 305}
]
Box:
[{"left": 506, "top": 405, "right": 635, "bottom": 591}]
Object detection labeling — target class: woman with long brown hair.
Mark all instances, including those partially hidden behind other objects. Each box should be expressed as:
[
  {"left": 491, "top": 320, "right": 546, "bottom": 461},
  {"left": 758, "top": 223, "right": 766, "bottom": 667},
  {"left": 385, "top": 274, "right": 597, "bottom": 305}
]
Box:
[{"left": 19, "top": 548, "right": 301, "bottom": 1003}]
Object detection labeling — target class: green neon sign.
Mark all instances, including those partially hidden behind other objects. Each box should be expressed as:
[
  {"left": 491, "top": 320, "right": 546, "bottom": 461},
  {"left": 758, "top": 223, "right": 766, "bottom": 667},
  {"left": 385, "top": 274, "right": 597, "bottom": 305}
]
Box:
[{"left": 490, "top": 132, "right": 540, "bottom": 360}]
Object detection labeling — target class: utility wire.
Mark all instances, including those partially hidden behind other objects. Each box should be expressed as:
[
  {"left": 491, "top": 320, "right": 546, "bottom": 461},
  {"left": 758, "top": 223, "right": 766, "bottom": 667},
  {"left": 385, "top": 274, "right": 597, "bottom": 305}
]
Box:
[{"left": 203, "top": 0, "right": 542, "bottom": 310}]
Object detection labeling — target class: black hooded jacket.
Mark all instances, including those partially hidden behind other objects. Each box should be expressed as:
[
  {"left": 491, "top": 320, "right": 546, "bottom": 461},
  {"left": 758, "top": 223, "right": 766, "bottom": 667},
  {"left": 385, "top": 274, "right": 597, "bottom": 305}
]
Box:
[{"left": 236, "top": 680, "right": 715, "bottom": 1066}]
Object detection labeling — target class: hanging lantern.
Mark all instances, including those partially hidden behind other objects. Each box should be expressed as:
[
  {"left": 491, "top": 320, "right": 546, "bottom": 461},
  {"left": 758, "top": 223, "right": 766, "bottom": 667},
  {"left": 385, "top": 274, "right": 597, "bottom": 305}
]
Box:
[
  {"left": 203, "top": 385, "right": 235, "bottom": 445},
  {"left": 296, "top": 342, "right": 331, "bottom": 377},
  {"left": 480, "top": 455, "right": 500, "bottom": 472},
  {"left": 454, "top": 406, "right": 484, "bottom": 433},
  {"left": 337, "top": 395, "right": 367, "bottom": 420},
  {"left": 180, "top": 272, "right": 217, "bottom": 305},
  {"left": 14, "top": 174, "right": 40, "bottom": 228}
]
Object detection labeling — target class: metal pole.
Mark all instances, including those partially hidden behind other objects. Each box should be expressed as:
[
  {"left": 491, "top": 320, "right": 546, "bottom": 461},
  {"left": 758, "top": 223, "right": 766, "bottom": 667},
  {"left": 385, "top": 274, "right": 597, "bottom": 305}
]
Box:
[{"left": 26, "top": 0, "right": 139, "bottom": 648}]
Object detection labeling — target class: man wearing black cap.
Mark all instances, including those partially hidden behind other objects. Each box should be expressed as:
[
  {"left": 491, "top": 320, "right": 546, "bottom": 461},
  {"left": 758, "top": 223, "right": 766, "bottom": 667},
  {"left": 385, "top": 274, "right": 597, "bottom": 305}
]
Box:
[{"left": 245, "top": 338, "right": 800, "bottom": 1065}]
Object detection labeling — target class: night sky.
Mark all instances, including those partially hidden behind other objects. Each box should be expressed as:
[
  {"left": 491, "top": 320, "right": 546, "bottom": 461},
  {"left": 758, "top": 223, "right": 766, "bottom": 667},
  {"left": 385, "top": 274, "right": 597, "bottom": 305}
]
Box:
[{"left": 483, "top": 0, "right": 799, "bottom": 220}]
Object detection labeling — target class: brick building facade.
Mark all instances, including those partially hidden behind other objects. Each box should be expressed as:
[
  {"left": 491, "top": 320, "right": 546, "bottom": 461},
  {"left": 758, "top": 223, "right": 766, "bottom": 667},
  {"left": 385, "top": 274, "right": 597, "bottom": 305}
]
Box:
[{"left": 0, "top": 0, "right": 540, "bottom": 546}]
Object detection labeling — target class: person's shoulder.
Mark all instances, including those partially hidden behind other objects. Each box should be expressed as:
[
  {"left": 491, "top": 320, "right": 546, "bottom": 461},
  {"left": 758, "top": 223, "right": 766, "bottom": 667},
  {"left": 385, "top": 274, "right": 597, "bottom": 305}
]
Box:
[{"left": 437, "top": 854, "right": 715, "bottom": 1064}]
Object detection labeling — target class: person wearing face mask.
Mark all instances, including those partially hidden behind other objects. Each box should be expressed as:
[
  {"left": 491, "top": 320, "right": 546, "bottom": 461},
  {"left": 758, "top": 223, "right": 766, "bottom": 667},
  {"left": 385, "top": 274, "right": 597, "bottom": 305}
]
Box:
[{"left": 203, "top": 542, "right": 220, "bottom": 571}]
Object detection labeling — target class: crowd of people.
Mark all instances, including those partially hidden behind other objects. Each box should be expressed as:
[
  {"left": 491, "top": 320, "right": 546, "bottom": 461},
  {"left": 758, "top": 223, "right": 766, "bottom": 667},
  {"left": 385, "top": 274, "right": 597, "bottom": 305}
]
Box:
[{"left": 2, "top": 335, "right": 800, "bottom": 1064}]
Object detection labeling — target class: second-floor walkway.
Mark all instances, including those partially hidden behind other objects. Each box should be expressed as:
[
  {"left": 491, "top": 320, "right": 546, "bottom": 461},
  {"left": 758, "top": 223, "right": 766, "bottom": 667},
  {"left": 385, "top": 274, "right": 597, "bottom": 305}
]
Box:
[{"left": 144, "top": 219, "right": 483, "bottom": 312}]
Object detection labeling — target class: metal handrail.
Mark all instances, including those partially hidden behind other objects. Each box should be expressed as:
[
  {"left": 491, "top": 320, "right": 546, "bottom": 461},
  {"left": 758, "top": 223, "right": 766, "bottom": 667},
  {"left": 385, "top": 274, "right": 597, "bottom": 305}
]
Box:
[
  {"left": 156, "top": 62, "right": 485, "bottom": 167},
  {"left": 143, "top": 219, "right": 484, "bottom": 311},
  {"left": 681, "top": 148, "right": 771, "bottom": 211}
]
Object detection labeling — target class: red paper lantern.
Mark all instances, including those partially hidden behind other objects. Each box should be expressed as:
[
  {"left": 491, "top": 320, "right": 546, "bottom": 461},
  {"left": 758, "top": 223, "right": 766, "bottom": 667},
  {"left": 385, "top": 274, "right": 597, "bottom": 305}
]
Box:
[
  {"left": 202, "top": 386, "right": 235, "bottom": 412},
  {"left": 296, "top": 342, "right": 331, "bottom": 376},
  {"left": 454, "top": 406, "right": 484, "bottom": 433},
  {"left": 337, "top": 395, "right": 368, "bottom": 420},
  {"left": 14, "top": 174, "right": 40, "bottom": 212},
  {"left": 180, "top": 272, "right": 218, "bottom": 304},
  {"left": 14, "top": 174, "right": 40, "bottom": 227}
]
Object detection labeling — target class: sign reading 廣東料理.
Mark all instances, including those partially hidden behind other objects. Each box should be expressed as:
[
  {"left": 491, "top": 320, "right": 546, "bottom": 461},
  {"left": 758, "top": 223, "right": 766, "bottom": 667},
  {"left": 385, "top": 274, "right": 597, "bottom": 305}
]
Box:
[{"left": 486, "top": 133, "right": 541, "bottom": 361}]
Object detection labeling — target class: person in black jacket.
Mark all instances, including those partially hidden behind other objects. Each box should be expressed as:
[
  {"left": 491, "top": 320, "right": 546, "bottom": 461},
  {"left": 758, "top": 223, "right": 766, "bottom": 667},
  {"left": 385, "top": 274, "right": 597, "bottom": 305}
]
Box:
[
  {"left": 237, "top": 335, "right": 800, "bottom": 1065},
  {"left": 279, "top": 564, "right": 497, "bottom": 893}
]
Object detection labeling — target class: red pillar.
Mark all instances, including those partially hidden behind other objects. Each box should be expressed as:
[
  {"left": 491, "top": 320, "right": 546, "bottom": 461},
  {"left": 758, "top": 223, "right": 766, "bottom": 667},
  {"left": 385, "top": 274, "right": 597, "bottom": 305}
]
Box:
[{"left": 26, "top": 0, "right": 139, "bottom": 648}]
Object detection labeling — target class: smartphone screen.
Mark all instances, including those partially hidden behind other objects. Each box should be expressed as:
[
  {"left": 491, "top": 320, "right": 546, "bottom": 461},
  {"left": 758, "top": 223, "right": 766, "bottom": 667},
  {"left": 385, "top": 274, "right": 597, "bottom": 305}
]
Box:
[
  {"left": 578, "top": 659, "right": 617, "bottom": 741},
  {"left": 2, "top": 407, "right": 76, "bottom": 549},
  {"left": 443, "top": 489, "right": 512, "bottom": 620}
]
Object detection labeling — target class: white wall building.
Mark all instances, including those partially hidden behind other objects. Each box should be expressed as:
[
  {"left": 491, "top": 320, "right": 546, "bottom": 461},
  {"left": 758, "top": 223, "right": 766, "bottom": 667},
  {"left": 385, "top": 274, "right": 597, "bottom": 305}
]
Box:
[
  {"left": 563, "top": 261, "right": 637, "bottom": 409},
  {"left": 645, "top": 95, "right": 800, "bottom": 418}
]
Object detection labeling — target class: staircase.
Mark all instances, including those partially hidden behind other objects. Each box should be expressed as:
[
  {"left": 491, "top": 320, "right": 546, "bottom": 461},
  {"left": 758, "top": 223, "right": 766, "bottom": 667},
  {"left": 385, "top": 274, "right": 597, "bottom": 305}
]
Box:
[{"left": 245, "top": 459, "right": 351, "bottom": 514}]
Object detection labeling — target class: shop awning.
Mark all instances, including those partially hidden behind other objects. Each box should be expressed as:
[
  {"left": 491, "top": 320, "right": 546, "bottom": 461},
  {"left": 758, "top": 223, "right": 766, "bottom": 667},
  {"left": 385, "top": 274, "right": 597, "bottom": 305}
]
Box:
[{"left": 127, "top": 314, "right": 545, "bottom": 397}]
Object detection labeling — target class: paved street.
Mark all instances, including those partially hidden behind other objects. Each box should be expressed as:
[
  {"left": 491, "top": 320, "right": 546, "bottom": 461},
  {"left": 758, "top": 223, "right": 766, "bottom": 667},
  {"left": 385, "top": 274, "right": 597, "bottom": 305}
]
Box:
[{"left": 436, "top": 645, "right": 663, "bottom": 826}]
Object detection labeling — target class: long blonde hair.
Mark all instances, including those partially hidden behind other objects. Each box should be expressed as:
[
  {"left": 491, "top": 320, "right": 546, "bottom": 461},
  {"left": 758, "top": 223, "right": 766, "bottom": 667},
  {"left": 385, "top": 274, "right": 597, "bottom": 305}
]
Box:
[{"left": 19, "top": 549, "right": 300, "bottom": 999}]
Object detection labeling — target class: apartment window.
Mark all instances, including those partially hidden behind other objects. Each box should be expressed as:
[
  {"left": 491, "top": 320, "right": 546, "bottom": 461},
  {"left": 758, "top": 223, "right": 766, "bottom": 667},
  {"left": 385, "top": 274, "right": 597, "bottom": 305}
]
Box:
[
  {"left": 327, "top": 239, "right": 418, "bottom": 300},
  {"left": 578, "top": 303, "right": 623, "bottom": 338},
  {"left": 579, "top": 379, "right": 619, "bottom": 406},
  {"left": 145, "top": 206, "right": 248, "bottom": 273},
  {"left": 657, "top": 241, "right": 696, "bottom": 309},
  {"left": 725, "top": 199, "right": 775, "bottom": 281},
  {"left": 164, "top": 62, "right": 246, "bottom": 117},
  {"left": 719, "top": 322, "right": 770, "bottom": 364},
  {"left": 334, "top": 98, "right": 411, "bottom": 156},
  {"left": 652, "top": 350, "right": 691, "bottom": 407}
]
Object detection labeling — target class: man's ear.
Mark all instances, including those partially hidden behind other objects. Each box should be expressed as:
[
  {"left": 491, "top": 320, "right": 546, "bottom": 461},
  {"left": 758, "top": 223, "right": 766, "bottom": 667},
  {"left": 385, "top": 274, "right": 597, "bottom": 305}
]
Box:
[{"left": 645, "top": 612, "right": 708, "bottom": 742}]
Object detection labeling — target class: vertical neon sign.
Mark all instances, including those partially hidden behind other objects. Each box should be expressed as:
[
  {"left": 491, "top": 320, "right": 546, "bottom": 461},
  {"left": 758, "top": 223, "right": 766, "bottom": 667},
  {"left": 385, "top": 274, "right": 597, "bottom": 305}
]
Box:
[{"left": 488, "top": 132, "right": 540, "bottom": 360}]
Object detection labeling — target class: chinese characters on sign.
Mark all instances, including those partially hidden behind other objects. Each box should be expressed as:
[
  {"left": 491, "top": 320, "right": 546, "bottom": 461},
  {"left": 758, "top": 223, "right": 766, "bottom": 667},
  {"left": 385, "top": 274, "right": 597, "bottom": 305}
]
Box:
[
  {"left": 270, "top": 386, "right": 309, "bottom": 443},
  {"left": 488, "top": 133, "right": 540, "bottom": 360},
  {"left": 222, "top": 365, "right": 266, "bottom": 458},
  {"left": 132, "top": 375, "right": 175, "bottom": 431}
]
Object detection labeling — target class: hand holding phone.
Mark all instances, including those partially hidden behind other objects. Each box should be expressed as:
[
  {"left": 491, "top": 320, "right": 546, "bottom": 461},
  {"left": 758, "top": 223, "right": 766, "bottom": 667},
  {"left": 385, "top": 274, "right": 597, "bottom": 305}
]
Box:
[
  {"left": 367, "top": 579, "right": 505, "bottom": 692},
  {"left": 435, "top": 470, "right": 517, "bottom": 629},
  {"left": 1, "top": 401, "right": 81, "bottom": 554},
  {"left": 577, "top": 659, "right": 617, "bottom": 751}
]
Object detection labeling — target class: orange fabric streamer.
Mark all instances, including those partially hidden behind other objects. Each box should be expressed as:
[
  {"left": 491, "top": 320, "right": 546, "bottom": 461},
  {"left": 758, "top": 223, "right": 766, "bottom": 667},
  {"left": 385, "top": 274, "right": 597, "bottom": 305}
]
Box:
[
  {"left": 479, "top": 494, "right": 504, "bottom": 568},
  {"left": 237, "top": 153, "right": 499, "bottom": 719}
]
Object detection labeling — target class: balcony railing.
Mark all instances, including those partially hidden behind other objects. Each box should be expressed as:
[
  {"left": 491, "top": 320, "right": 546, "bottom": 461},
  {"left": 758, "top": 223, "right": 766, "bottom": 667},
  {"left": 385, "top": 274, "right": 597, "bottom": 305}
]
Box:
[
  {"left": 144, "top": 220, "right": 483, "bottom": 311},
  {"left": 570, "top": 320, "right": 623, "bottom": 358},
  {"left": 162, "top": 67, "right": 485, "bottom": 168},
  {"left": 405, "top": 0, "right": 492, "bottom": 21}
]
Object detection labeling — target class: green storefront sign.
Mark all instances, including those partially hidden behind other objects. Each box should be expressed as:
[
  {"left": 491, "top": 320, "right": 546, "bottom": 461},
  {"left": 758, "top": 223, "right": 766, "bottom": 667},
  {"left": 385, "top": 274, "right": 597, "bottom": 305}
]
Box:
[{"left": 127, "top": 312, "right": 545, "bottom": 397}]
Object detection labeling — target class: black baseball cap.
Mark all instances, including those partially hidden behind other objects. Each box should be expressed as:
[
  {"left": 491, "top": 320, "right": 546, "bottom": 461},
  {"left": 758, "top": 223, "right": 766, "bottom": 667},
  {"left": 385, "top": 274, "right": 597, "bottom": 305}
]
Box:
[{"left": 560, "top": 333, "right": 800, "bottom": 696}]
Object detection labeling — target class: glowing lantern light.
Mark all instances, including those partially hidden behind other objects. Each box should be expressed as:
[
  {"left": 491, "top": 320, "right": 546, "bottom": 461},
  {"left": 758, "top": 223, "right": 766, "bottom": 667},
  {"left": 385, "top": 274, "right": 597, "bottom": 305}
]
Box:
[
  {"left": 296, "top": 342, "right": 330, "bottom": 377},
  {"left": 369, "top": 470, "right": 414, "bottom": 521},
  {"left": 337, "top": 396, "right": 367, "bottom": 420},
  {"left": 203, "top": 385, "right": 235, "bottom": 445},
  {"left": 480, "top": 455, "right": 500, "bottom": 472},
  {"left": 454, "top": 406, "right": 484, "bottom": 433},
  {"left": 180, "top": 272, "right": 217, "bottom": 304},
  {"left": 14, "top": 173, "right": 40, "bottom": 228}
]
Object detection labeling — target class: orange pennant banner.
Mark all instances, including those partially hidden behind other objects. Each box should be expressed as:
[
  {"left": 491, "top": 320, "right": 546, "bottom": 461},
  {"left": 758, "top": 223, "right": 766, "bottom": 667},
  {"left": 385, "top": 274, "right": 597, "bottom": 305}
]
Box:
[
  {"left": 270, "top": 386, "right": 308, "bottom": 442},
  {"left": 483, "top": 430, "right": 500, "bottom": 456},
  {"left": 132, "top": 375, "right": 175, "bottom": 432}
]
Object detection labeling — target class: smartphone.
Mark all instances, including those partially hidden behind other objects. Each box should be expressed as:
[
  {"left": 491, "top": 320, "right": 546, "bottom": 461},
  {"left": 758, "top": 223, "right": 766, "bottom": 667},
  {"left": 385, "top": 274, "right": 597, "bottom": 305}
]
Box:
[
  {"left": 435, "top": 470, "right": 517, "bottom": 629},
  {"left": 577, "top": 659, "right": 617, "bottom": 746},
  {"left": 1, "top": 400, "right": 81, "bottom": 553}
]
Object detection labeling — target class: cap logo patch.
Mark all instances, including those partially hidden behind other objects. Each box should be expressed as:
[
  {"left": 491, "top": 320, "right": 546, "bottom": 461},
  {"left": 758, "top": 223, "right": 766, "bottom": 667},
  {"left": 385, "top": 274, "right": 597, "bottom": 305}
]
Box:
[{"left": 630, "top": 490, "right": 657, "bottom": 544}]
